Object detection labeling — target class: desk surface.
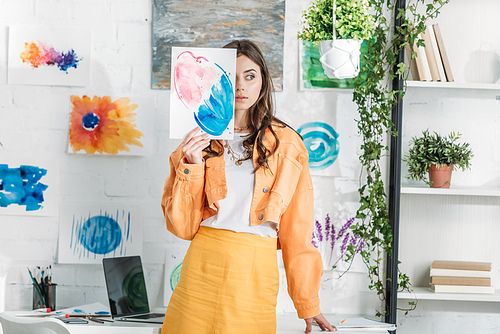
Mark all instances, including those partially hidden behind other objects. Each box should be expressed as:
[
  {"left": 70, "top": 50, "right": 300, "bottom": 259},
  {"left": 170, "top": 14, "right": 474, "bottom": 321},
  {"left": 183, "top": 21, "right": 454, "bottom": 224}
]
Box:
[{"left": 0, "top": 312, "right": 391, "bottom": 334}]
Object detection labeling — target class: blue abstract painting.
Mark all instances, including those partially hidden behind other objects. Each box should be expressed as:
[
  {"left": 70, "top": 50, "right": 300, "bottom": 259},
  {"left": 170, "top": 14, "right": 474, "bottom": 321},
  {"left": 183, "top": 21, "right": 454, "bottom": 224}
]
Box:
[
  {"left": 297, "top": 122, "right": 340, "bottom": 171},
  {"left": 152, "top": 0, "right": 285, "bottom": 91},
  {"left": 0, "top": 164, "right": 48, "bottom": 211},
  {"left": 59, "top": 205, "right": 143, "bottom": 264}
]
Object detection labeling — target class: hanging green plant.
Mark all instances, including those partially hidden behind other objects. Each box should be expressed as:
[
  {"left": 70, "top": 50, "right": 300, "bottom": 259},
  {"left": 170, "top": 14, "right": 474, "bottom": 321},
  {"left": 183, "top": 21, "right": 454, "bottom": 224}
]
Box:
[
  {"left": 297, "top": 0, "right": 374, "bottom": 44},
  {"left": 345, "top": 0, "right": 451, "bottom": 317}
]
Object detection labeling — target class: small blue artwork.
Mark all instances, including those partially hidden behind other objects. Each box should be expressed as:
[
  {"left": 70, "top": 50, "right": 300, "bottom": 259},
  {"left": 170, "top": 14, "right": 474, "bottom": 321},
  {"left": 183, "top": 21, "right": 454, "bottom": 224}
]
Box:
[
  {"left": 59, "top": 205, "right": 143, "bottom": 264},
  {"left": 78, "top": 214, "right": 125, "bottom": 255},
  {"left": 0, "top": 164, "right": 48, "bottom": 211},
  {"left": 170, "top": 262, "right": 182, "bottom": 292},
  {"left": 297, "top": 122, "right": 340, "bottom": 170}
]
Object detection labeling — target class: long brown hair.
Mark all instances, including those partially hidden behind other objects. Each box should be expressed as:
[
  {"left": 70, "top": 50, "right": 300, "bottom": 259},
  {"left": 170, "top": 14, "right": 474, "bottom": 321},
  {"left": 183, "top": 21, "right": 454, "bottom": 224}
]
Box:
[{"left": 204, "top": 39, "right": 288, "bottom": 170}]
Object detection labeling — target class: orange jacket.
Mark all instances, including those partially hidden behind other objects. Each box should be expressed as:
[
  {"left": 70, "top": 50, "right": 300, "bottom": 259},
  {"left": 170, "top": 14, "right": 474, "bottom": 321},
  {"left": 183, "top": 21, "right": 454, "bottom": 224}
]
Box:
[{"left": 161, "top": 125, "right": 323, "bottom": 319}]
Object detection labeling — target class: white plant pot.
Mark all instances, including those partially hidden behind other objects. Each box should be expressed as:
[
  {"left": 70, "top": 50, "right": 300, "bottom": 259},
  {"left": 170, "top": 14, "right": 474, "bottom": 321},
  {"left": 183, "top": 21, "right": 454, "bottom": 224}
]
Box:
[{"left": 319, "top": 39, "right": 362, "bottom": 79}]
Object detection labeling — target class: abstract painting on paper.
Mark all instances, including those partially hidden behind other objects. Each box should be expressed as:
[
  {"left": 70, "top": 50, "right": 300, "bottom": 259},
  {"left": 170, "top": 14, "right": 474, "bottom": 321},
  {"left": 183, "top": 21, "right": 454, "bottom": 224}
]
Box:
[
  {"left": 67, "top": 95, "right": 154, "bottom": 156},
  {"left": 163, "top": 243, "right": 190, "bottom": 306},
  {"left": 0, "top": 161, "right": 57, "bottom": 216},
  {"left": 58, "top": 205, "right": 143, "bottom": 264},
  {"left": 169, "top": 47, "right": 236, "bottom": 139},
  {"left": 298, "top": 122, "right": 340, "bottom": 176},
  {"left": 8, "top": 26, "right": 91, "bottom": 86},
  {"left": 152, "top": 0, "right": 285, "bottom": 91}
]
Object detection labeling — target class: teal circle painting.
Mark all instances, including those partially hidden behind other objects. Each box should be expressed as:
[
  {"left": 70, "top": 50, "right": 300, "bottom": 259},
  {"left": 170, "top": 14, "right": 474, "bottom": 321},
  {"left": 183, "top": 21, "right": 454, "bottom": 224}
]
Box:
[
  {"left": 298, "top": 122, "right": 339, "bottom": 170},
  {"left": 170, "top": 262, "right": 182, "bottom": 291}
]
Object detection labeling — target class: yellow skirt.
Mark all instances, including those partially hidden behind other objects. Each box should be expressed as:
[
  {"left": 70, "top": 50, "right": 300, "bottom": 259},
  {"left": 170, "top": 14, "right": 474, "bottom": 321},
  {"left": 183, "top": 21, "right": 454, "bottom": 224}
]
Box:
[{"left": 162, "top": 226, "right": 279, "bottom": 334}]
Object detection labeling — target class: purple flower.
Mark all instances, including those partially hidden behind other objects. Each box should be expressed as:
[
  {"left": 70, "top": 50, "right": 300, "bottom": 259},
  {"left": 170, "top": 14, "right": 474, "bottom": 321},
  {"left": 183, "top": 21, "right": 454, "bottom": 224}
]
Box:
[
  {"left": 337, "top": 217, "right": 354, "bottom": 239},
  {"left": 324, "top": 214, "right": 331, "bottom": 240},
  {"left": 356, "top": 238, "right": 366, "bottom": 252},
  {"left": 349, "top": 234, "right": 357, "bottom": 246},
  {"left": 315, "top": 219, "right": 323, "bottom": 242},
  {"left": 340, "top": 233, "right": 350, "bottom": 254}
]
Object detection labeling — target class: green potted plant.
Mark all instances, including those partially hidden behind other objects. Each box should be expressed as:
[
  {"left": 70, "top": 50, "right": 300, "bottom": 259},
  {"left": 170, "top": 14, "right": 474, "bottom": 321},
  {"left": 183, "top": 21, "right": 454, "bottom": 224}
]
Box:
[
  {"left": 297, "top": 0, "right": 374, "bottom": 79},
  {"left": 404, "top": 130, "right": 473, "bottom": 188}
]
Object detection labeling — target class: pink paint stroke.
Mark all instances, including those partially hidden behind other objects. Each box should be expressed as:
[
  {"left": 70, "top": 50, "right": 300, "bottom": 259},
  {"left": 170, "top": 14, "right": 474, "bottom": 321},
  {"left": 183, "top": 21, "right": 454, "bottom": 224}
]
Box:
[{"left": 174, "top": 51, "right": 217, "bottom": 109}]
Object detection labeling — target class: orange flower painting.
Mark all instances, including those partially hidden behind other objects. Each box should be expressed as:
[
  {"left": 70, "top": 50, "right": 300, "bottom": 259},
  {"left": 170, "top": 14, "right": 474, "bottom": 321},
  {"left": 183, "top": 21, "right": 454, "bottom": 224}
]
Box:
[{"left": 69, "top": 95, "right": 144, "bottom": 154}]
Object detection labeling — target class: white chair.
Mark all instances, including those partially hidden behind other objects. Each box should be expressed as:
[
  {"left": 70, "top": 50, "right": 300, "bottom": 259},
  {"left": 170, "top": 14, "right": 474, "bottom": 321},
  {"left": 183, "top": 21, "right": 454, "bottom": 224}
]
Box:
[{"left": 0, "top": 312, "right": 71, "bottom": 334}]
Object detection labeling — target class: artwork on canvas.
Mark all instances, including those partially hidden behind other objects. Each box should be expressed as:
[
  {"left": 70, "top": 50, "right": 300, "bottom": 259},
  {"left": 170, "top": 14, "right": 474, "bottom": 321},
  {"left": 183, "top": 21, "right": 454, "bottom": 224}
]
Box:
[
  {"left": 169, "top": 47, "right": 236, "bottom": 139},
  {"left": 152, "top": 0, "right": 285, "bottom": 91},
  {"left": 297, "top": 122, "right": 340, "bottom": 176},
  {"left": 163, "top": 242, "right": 190, "bottom": 306},
  {"left": 0, "top": 161, "right": 57, "bottom": 216},
  {"left": 8, "top": 26, "right": 91, "bottom": 86},
  {"left": 67, "top": 95, "right": 154, "bottom": 156},
  {"left": 299, "top": 41, "right": 368, "bottom": 90},
  {"left": 58, "top": 205, "right": 143, "bottom": 264}
]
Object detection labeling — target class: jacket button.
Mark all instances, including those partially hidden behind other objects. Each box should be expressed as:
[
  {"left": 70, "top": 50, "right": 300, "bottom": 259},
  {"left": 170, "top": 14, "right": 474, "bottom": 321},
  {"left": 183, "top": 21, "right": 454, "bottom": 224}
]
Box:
[
  {"left": 263, "top": 187, "right": 269, "bottom": 193},
  {"left": 263, "top": 135, "right": 267, "bottom": 141},
  {"left": 259, "top": 214, "right": 263, "bottom": 220},
  {"left": 184, "top": 169, "right": 190, "bottom": 174}
]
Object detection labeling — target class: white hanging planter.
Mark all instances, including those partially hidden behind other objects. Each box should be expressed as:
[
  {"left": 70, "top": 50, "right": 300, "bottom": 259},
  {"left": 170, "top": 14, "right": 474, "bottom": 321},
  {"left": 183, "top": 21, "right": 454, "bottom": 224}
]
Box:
[{"left": 319, "top": 39, "right": 362, "bottom": 79}]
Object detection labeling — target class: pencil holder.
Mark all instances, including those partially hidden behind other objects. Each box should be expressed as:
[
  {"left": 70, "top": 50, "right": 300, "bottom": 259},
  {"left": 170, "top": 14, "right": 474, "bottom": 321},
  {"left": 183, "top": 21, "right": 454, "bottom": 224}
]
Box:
[{"left": 32, "top": 283, "right": 56, "bottom": 311}]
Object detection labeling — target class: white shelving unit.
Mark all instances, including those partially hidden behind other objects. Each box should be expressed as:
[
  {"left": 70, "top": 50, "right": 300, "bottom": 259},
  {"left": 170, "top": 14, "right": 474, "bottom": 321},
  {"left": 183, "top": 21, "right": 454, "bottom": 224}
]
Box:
[
  {"left": 406, "top": 81, "right": 500, "bottom": 90},
  {"left": 401, "top": 187, "right": 500, "bottom": 197},
  {"left": 396, "top": 0, "right": 500, "bottom": 331},
  {"left": 398, "top": 287, "right": 500, "bottom": 303}
]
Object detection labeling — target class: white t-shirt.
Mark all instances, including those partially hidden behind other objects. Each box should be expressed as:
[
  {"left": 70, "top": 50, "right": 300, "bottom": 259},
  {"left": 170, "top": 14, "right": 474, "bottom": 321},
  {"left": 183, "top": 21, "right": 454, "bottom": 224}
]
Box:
[{"left": 201, "top": 133, "right": 277, "bottom": 238}]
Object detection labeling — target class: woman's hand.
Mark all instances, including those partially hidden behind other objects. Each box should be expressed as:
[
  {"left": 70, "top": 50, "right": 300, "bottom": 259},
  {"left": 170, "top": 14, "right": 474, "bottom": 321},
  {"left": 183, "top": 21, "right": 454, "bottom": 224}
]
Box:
[
  {"left": 181, "top": 127, "right": 210, "bottom": 164},
  {"left": 304, "top": 313, "right": 336, "bottom": 333}
]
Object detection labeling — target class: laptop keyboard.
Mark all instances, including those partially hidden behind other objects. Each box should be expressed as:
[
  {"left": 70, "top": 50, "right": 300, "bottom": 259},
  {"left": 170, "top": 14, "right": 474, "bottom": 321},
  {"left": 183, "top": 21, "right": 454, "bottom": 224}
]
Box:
[{"left": 129, "top": 313, "right": 164, "bottom": 319}]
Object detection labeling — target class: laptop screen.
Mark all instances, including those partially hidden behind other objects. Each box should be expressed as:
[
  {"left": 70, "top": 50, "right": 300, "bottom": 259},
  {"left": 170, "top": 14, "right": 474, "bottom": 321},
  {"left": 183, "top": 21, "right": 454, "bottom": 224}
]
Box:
[{"left": 102, "top": 256, "right": 150, "bottom": 317}]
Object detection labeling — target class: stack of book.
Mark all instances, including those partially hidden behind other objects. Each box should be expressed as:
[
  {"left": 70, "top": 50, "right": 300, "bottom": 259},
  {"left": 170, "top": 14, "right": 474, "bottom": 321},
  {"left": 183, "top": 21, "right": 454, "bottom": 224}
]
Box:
[
  {"left": 405, "top": 23, "right": 454, "bottom": 82},
  {"left": 430, "top": 260, "right": 495, "bottom": 294}
]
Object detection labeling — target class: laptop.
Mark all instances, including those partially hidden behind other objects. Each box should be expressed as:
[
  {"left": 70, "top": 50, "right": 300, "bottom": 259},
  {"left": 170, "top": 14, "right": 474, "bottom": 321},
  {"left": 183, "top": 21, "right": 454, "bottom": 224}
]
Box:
[{"left": 102, "top": 256, "right": 165, "bottom": 324}]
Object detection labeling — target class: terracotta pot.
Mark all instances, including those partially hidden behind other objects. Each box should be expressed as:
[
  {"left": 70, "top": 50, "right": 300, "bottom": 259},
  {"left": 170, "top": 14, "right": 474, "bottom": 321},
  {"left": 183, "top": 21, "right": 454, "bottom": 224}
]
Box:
[{"left": 428, "top": 164, "right": 454, "bottom": 188}]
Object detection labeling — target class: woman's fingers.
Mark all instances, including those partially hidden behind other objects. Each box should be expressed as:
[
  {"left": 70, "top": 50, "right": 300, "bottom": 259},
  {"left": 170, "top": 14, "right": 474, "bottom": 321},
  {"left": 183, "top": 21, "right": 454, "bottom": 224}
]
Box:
[
  {"left": 181, "top": 127, "right": 210, "bottom": 164},
  {"left": 183, "top": 126, "right": 202, "bottom": 144}
]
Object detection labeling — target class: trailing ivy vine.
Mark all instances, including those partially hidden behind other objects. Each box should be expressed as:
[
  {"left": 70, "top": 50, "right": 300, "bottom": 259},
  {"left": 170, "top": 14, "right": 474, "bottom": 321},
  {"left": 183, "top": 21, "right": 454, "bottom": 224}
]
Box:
[{"left": 347, "top": 0, "right": 450, "bottom": 317}]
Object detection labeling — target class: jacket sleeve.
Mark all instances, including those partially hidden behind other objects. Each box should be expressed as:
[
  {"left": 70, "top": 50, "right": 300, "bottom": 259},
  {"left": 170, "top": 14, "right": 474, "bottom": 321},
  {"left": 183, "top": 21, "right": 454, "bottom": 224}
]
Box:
[
  {"left": 161, "top": 144, "right": 206, "bottom": 240},
  {"left": 277, "top": 150, "right": 323, "bottom": 319}
]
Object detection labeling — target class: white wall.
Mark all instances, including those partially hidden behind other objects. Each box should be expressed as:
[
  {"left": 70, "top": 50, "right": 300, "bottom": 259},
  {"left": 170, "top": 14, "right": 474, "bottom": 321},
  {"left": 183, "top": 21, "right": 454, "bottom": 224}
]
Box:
[{"left": 0, "top": 0, "right": 381, "bottom": 320}]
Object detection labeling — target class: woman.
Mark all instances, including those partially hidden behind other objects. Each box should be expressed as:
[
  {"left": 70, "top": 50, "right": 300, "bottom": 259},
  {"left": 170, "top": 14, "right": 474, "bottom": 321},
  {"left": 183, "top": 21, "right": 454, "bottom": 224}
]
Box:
[{"left": 161, "top": 40, "right": 335, "bottom": 334}]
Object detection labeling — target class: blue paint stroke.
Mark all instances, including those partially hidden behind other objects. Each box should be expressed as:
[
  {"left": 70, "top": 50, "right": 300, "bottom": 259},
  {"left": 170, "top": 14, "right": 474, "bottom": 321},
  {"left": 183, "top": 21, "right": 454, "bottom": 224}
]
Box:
[
  {"left": 194, "top": 63, "right": 234, "bottom": 136},
  {"left": 56, "top": 49, "right": 82, "bottom": 73},
  {"left": 78, "top": 215, "right": 122, "bottom": 255},
  {"left": 297, "top": 122, "right": 339, "bottom": 170},
  {"left": 0, "top": 164, "right": 48, "bottom": 211}
]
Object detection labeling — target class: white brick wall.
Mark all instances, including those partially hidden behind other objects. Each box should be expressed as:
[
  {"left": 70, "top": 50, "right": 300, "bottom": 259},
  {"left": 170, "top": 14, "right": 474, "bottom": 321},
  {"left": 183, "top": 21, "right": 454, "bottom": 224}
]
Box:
[{"left": 0, "top": 0, "right": 379, "bottom": 325}]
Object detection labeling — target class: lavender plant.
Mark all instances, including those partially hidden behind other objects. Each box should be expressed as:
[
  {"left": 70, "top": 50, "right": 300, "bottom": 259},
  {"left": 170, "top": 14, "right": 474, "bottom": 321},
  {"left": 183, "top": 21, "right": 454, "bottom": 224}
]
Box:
[{"left": 312, "top": 215, "right": 366, "bottom": 269}]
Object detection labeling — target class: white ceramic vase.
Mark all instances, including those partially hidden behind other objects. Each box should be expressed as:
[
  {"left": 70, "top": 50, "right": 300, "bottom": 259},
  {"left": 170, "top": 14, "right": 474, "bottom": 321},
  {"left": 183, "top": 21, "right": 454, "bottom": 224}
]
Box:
[{"left": 319, "top": 39, "right": 362, "bottom": 79}]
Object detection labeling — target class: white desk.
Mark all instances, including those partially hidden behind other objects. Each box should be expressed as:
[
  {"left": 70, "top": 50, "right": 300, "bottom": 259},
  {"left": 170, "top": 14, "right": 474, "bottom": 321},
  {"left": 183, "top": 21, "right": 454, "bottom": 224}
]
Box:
[{"left": 0, "top": 312, "right": 392, "bottom": 334}]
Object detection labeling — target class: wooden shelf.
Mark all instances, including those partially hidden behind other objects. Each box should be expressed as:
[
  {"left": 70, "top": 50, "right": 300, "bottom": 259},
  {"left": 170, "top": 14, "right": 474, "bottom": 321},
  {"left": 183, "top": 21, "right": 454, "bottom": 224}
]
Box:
[
  {"left": 400, "top": 186, "right": 500, "bottom": 197},
  {"left": 398, "top": 287, "right": 500, "bottom": 302},
  {"left": 406, "top": 81, "right": 500, "bottom": 90}
]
